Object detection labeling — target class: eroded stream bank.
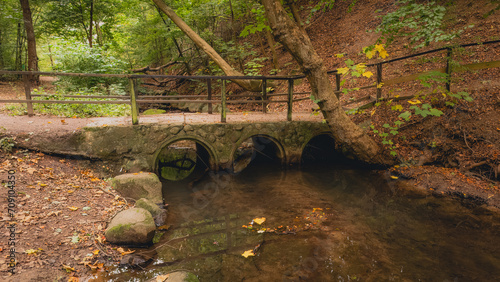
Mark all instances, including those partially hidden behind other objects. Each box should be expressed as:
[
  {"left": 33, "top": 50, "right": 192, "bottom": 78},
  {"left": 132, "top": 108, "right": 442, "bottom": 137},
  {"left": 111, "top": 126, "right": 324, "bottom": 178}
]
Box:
[{"left": 90, "top": 163, "right": 500, "bottom": 281}]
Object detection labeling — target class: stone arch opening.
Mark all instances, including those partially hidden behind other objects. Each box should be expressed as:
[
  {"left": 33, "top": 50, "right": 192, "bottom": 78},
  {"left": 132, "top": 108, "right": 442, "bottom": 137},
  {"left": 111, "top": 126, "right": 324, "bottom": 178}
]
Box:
[
  {"left": 232, "top": 135, "right": 285, "bottom": 173},
  {"left": 301, "top": 133, "right": 343, "bottom": 165},
  {"left": 155, "top": 138, "right": 216, "bottom": 181}
]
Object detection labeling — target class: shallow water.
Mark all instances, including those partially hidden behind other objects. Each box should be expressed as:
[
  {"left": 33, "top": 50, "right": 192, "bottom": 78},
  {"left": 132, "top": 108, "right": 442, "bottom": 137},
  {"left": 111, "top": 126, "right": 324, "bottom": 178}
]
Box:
[{"left": 92, "top": 163, "right": 500, "bottom": 281}]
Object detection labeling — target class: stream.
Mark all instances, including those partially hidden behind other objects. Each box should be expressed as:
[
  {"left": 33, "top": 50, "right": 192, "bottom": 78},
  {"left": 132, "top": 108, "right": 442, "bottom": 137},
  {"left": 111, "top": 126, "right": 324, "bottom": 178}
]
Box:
[{"left": 89, "top": 162, "right": 500, "bottom": 281}]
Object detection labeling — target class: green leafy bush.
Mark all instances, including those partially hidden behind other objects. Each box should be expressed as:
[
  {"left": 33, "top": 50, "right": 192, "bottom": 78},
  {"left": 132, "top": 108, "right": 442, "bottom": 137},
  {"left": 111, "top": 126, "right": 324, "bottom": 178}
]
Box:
[
  {"left": 4, "top": 88, "right": 130, "bottom": 118},
  {"left": 376, "top": 0, "right": 472, "bottom": 49},
  {"left": 52, "top": 40, "right": 128, "bottom": 91},
  {"left": 0, "top": 137, "right": 15, "bottom": 153}
]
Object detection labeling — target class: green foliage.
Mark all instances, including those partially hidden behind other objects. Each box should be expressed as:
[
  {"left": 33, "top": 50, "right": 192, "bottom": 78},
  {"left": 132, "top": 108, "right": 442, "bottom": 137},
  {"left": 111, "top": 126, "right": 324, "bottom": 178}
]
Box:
[
  {"left": 52, "top": 40, "right": 128, "bottom": 91},
  {"left": 0, "top": 0, "right": 23, "bottom": 70},
  {"left": 244, "top": 57, "right": 267, "bottom": 76},
  {"left": 5, "top": 88, "right": 130, "bottom": 118},
  {"left": 40, "top": 0, "right": 120, "bottom": 45},
  {"left": 307, "top": 0, "right": 336, "bottom": 23},
  {"left": 239, "top": 6, "right": 270, "bottom": 37},
  {"left": 368, "top": 71, "right": 473, "bottom": 156},
  {"left": 375, "top": 0, "right": 472, "bottom": 49},
  {"left": 0, "top": 137, "right": 15, "bottom": 153}
]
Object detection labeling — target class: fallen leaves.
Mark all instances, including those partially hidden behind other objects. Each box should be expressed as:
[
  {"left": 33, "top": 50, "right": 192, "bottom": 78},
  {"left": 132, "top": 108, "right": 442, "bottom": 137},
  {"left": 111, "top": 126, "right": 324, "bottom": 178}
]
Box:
[
  {"left": 62, "top": 264, "right": 75, "bottom": 273},
  {"left": 25, "top": 248, "right": 43, "bottom": 255},
  {"left": 253, "top": 217, "right": 266, "bottom": 225},
  {"left": 241, "top": 249, "right": 255, "bottom": 258},
  {"left": 117, "top": 247, "right": 135, "bottom": 256}
]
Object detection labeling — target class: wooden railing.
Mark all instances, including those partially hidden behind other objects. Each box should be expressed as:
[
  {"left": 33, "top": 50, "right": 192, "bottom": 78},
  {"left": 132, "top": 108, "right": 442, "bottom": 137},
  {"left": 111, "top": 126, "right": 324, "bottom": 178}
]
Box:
[{"left": 0, "top": 40, "right": 499, "bottom": 125}]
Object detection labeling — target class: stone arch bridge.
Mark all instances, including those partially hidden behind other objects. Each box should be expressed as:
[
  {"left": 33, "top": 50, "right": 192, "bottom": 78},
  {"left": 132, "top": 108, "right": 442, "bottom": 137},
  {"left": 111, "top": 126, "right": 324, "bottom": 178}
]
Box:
[{"left": 16, "top": 121, "right": 333, "bottom": 174}]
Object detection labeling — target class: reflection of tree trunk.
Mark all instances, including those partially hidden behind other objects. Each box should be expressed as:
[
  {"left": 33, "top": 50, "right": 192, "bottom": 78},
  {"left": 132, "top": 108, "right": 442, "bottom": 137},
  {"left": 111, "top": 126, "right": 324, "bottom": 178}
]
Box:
[
  {"left": 89, "top": 0, "right": 93, "bottom": 47},
  {"left": 262, "top": 0, "right": 390, "bottom": 165},
  {"left": 20, "top": 0, "right": 39, "bottom": 84},
  {"left": 152, "top": 0, "right": 261, "bottom": 92}
]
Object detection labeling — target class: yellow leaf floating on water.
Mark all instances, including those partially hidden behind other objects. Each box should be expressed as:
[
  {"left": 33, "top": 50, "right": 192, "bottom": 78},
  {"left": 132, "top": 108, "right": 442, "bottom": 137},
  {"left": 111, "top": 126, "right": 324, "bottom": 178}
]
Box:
[
  {"left": 253, "top": 217, "right": 266, "bottom": 225},
  {"left": 241, "top": 250, "right": 255, "bottom": 258}
]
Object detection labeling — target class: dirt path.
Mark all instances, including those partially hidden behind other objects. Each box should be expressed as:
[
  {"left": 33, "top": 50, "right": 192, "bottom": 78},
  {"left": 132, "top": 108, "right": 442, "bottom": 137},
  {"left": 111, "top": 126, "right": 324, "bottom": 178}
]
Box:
[{"left": 0, "top": 112, "right": 322, "bottom": 137}]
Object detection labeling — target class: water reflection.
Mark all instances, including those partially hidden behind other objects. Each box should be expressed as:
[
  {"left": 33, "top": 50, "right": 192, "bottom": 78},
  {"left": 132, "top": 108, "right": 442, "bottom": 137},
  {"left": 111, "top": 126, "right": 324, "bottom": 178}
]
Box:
[{"left": 90, "top": 164, "right": 500, "bottom": 281}]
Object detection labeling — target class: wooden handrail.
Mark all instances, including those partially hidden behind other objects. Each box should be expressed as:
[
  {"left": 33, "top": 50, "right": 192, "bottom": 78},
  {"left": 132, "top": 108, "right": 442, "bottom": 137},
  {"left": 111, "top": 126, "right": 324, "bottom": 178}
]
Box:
[{"left": 0, "top": 40, "right": 498, "bottom": 124}]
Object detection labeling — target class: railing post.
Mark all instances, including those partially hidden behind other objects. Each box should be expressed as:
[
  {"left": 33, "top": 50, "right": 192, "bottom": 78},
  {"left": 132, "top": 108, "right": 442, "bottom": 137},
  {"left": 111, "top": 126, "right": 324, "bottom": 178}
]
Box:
[
  {"left": 129, "top": 77, "right": 139, "bottom": 125},
  {"left": 445, "top": 47, "right": 452, "bottom": 92},
  {"left": 376, "top": 63, "right": 383, "bottom": 100},
  {"left": 335, "top": 73, "right": 341, "bottom": 99},
  {"left": 221, "top": 79, "right": 226, "bottom": 123},
  {"left": 287, "top": 78, "right": 293, "bottom": 121},
  {"left": 23, "top": 73, "right": 33, "bottom": 116},
  {"left": 207, "top": 78, "right": 213, "bottom": 114},
  {"left": 262, "top": 78, "right": 267, "bottom": 113}
]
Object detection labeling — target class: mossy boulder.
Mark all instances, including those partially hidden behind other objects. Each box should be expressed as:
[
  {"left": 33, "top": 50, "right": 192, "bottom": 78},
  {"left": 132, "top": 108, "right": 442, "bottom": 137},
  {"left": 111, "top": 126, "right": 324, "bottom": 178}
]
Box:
[
  {"left": 135, "top": 198, "right": 168, "bottom": 226},
  {"left": 111, "top": 172, "right": 163, "bottom": 204},
  {"left": 105, "top": 208, "right": 156, "bottom": 245}
]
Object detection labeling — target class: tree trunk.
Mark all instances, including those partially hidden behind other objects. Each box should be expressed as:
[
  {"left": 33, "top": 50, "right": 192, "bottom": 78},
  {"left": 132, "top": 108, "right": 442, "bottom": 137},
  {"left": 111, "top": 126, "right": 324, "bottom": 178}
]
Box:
[
  {"left": 89, "top": 0, "right": 93, "bottom": 48},
  {"left": 262, "top": 0, "right": 390, "bottom": 165},
  {"left": 0, "top": 29, "right": 4, "bottom": 68},
  {"left": 20, "top": 0, "right": 38, "bottom": 84},
  {"left": 152, "top": 0, "right": 261, "bottom": 92},
  {"left": 265, "top": 28, "right": 279, "bottom": 70},
  {"left": 286, "top": 0, "right": 306, "bottom": 33}
]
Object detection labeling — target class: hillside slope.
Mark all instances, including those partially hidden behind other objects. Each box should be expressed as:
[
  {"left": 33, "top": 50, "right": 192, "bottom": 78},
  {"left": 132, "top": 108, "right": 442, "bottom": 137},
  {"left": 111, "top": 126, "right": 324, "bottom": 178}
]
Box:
[{"left": 260, "top": 0, "right": 500, "bottom": 204}]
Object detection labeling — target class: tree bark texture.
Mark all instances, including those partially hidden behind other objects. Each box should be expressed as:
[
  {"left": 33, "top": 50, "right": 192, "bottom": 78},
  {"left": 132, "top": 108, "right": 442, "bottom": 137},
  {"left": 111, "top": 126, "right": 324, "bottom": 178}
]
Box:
[
  {"left": 262, "top": 0, "right": 389, "bottom": 165},
  {"left": 152, "top": 0, "right": 261, "bottom": 92},
  {"left": 89, "top": 0, "right": 94, "bottom": 48},
  {"left": 20, "top": 0, "right": 38, "bottom": 83}
]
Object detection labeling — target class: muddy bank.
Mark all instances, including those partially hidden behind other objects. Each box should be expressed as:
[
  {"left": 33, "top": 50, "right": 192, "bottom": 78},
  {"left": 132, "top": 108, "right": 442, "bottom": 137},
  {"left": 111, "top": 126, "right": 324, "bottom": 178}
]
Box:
[{"left": 389, "top": 165, "right": 500, "bottom": 209}]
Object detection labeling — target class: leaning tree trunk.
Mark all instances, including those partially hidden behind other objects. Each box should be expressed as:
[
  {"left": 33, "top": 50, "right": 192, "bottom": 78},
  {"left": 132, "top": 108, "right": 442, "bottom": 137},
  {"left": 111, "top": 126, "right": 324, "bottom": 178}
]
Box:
[
  {"left": 20, "top": 0, "right": 39, "bottom": 84},
  {"left": 152, "top": 0, "right": 261, "bottom": 92},
  {"left": 262, "top": 0, "right": 390, "bottom": 165}
]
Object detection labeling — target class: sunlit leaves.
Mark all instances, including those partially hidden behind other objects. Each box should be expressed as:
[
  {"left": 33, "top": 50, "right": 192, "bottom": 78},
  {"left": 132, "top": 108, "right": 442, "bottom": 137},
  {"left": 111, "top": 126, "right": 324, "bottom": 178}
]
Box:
[
  {"left": 25, "top": 248, "right": 43, "bottom": 255},
  {"left": 363, "top": 44, "right": 389, "bottom": 59},
  {"left": 362, "top": 71, "right": 374, "bottom": 78},
  {"left": 337, "top": 67, "right": 349, "bottom": 75},
  {"left": 253, "top": 217, "right": 266, "bottom": 225},
  {"left": 241, "top": 250, "right": 255, "bottom": 258}
]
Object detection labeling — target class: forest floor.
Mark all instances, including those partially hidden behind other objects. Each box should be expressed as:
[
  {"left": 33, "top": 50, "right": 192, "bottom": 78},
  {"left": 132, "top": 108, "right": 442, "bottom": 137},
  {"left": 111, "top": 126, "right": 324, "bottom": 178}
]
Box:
[{"left": 1, "top": 0, "right": 500, "bottom": 280}]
